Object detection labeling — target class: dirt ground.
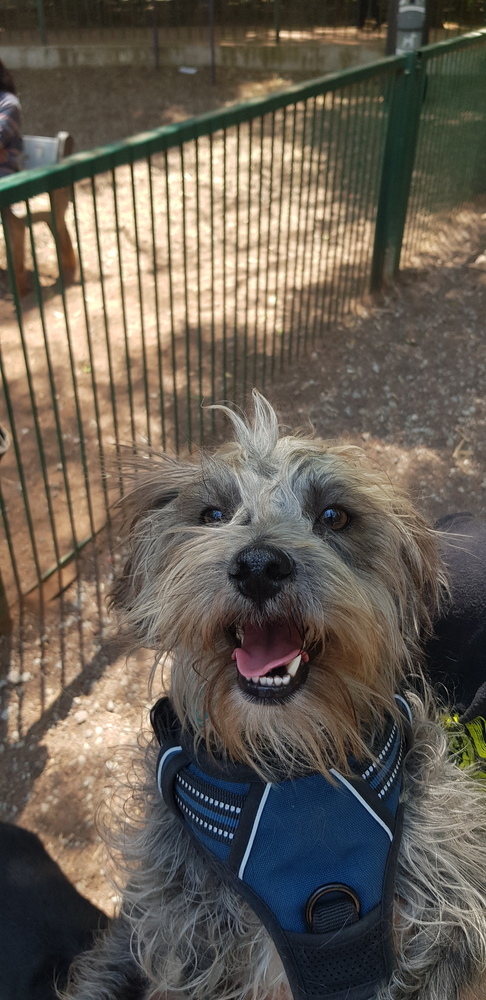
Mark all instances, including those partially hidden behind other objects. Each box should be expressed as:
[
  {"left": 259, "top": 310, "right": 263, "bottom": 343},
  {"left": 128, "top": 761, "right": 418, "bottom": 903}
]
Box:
[
  {"left": 0, "top": 75, "right": 389, "bottom": 601},
  {"left": 0, "top": 64, "right": 485, "bottom": 917},
  {"left": 15, "top": 65, "right": 309, "bottom": 153}
]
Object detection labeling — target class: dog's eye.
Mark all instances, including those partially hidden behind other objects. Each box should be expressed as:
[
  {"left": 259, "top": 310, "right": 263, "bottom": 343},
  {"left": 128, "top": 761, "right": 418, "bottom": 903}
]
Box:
[
  {"left": 201, "top": 507, "right": 224, "bottom": 526},
  {"left": 319, "top": 507, "right": 349, "bottom": 531}
]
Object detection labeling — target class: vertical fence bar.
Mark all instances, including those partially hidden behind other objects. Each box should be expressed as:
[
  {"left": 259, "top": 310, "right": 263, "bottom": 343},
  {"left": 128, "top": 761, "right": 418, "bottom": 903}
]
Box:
[
  {"left": 194, "top": 138, "right": 204, "bottom": 444},
  {"left": 345, "top": 80, "right": 371, "bottom": 317},
  {"left": 208, "top": 0, "right": 216, "bottom": 85},
  {"left": 232, "top": 125, "right": 241, "bottom": 395},
  {"left": 112, "top": 167, "right": 136, "bottom": 448},
  {"left": 179, "top": 144, "right": 193, "bottom": 448},
  {"left": 329, "top": 87, "right": 354, "bottom": 330},
  {"left": 90, "top": 176, "right": 122, "bottom": 473},
  {"left": 36, "top": 0, "right": 47, "bottom": 44},
  {"left": 303, "top": 95, "right": 327, "bottom": 344},
  {"left": 313, "top": 90, "right": 337, "bottom": 343},
  {"left": 322, "top": 89, "right": 346, "bottom": 332},
  {"left": 221, "top": 130, "right": 228, "bottom": 404},
  {"left": 209, "top": 132, "right": 217, "bottom": 424},
  {"left": 339, "top": 80, "right": 366, "bottom": 316},
  {"left": 299, "top": 97, "right": 318, "bottom": 355},
  {"left": 274, "top": 0, "right": 281, "bottom": 42},
  {"left": 288, "top": 101, "right": 309, "bottom": 360},
  {"left": 70, "top": 182, "right": 118, "bottom": 542},
  {"left": 270, "top": 108, "right": 287, "bottom": 377},
  {"left": 280, "top": 104, "right": 298, "bottom": 369},
  {"left": 355, "top": 77, "right": 388, "bottom": 301},
  {"left": 163, "top": 149, "right": 180, "bottom": 453},
  {"left": 243, "top": 121, "right": 253, "bottom": 394},
  {"left": 152, "top": 0, "right": 160, "bottom": 69},
  {"left": 148, "top": 154, "right": 168, "bottom": 451},
  {"left": 47, "top": 191, "right": 98, "bottom": 563},
  {"left": 130, "top": 161, "right": 152, "bottom": 445},
  {"left": 261, "top": 113, "right": 275, "bottom": 388},
  {"left": 252, "top": 118, "right": 265, "bottom": 385},
  {"left": 0, "top": 486, "right": 14, "bottom": 633},
  {"left": 3, "top": 211, "right": 62, "bottom": 604}
]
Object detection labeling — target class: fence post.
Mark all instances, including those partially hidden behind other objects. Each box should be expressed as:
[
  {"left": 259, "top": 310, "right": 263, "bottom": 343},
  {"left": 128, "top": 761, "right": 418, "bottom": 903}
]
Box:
[
  {"left": 370, "top": 52, "right": 425, "bottom": 290},
  {"left": 274, "top": 0, "right": 281, "bottom": 43},
  {"left": 0, "top": 568, "right": 11, "bottom": 635},
  {"left": 36, "top": 0, "right": 47, "bottom": 45},
  {"left": 152, "top": 1, "right": 160, "bottom": 70},
  {"left": 386, "top": 0, "right": 398, "bottom": 54},
  {"left": 208, "top": 0, "right": 216, "bottom": 85}
]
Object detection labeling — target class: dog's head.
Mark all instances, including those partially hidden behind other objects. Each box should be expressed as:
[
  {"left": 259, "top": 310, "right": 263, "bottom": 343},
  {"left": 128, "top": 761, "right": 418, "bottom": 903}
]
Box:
[{"left": 112, "top": 392, "right": 444, "bottom": 777}]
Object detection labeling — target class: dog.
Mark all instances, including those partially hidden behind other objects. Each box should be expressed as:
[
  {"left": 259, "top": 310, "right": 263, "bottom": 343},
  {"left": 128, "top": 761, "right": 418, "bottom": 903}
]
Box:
[
  {"left": 0, "top": 822, "right": 108, "bottom": 1000},
  {"left": 66, "top": 391, "right": 486, "bottom": 1000}
]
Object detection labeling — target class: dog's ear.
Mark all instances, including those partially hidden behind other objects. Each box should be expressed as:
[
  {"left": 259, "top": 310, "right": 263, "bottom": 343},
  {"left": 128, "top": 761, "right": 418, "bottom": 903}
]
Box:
[
  {"left": 394, "top": 511, "right": 448, "bottom": 660},
  {"left": 110, "top": 456, "right": 198, "bottom": 625},
  {"left": 115, "top": 455, "right": 197, "bottom": 525}
]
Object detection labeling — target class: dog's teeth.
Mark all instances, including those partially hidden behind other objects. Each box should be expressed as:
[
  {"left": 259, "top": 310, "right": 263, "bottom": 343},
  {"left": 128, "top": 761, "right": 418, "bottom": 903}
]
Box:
[
  {"left": 246, "top": 671, "right": 296, "bottom": 688},
  {"left": 286, "top": 654, "right": 302, "bottom": 678}
]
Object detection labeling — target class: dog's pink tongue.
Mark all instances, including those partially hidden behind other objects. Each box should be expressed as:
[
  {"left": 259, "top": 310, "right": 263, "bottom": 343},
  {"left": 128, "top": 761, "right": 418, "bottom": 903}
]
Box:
[{"left": 232, "top": 623, "right": 303, "bottom": 679}]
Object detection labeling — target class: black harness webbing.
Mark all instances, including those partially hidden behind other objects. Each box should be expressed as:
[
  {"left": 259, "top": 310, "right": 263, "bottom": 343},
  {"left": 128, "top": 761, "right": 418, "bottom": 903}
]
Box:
[{"left": 151, "top": 696, "right": 412, "bottom": 1000}]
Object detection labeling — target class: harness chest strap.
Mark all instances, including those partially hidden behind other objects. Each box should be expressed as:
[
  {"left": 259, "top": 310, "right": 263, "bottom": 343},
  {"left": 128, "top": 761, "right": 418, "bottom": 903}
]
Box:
[{"left": 151, "top": 696, "right": 412, "bottom": 1000}]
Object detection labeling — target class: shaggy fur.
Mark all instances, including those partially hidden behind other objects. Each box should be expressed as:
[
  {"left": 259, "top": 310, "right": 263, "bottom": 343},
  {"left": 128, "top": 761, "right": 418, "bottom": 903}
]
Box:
[{"left": 67, "top": 392, "right": 486, "bottom": 1000}]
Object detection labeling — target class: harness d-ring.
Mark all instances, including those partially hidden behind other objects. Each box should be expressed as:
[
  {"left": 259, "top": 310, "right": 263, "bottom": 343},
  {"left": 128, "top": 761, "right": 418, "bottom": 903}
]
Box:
[{"left": 305, "top": 883, "right": 360, "bottom": 934}]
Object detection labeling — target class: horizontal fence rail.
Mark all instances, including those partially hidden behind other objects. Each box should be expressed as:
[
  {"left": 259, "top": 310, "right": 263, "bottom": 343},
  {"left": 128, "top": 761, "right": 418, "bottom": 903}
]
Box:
[{"left": 0, "top": 31, "right": 485, "bottom": 619}]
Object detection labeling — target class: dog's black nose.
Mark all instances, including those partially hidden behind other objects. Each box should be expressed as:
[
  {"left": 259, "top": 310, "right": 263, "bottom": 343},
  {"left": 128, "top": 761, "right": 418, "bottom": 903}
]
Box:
[{"left": 229, "top": 544, "right": 296, "bottom": 603}]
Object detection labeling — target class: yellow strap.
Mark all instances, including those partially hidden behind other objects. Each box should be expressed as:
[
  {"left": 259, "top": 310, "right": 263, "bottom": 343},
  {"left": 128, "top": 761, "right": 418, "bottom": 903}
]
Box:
[{"left": 442, "top": 714, "right": 486, "bottom": 779}]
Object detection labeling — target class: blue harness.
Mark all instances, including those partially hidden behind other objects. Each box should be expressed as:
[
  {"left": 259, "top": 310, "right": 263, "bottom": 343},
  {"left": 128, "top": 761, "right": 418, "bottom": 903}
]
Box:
[{"left": 151, "top": 696, "right": 412, "bottom": 1000}]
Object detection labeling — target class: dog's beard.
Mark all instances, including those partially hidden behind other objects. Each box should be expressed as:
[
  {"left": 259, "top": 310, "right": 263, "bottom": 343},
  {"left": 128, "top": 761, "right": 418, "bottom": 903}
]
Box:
[
  {"left": 119, "top": 524, "right": 432, "bottom": 780},
  {"left": 170, "top": 646, "right": 401, "bottom": 782},
  {"left": 164, "top": 570, "right": 409, "bottom": 781}
]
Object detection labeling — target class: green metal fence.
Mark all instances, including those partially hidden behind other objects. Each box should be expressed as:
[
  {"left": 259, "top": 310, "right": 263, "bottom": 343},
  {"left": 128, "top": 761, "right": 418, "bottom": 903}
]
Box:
[
  {"left": 1, "top": 0, "right": 373, "bottom": 46},
  {"left": 1, "top": 0, "right": 484, "bottom": 47},
  {"left": 0, "top": 30, "right": 485, "bottom": 622},
  {"left": 402, "top": 32, "right": 486, "bottom": 263}
]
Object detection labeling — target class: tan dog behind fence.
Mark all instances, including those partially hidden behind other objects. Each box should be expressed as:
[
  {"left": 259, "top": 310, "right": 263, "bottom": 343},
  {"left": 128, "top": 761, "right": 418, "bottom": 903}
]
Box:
[{"left": 1, "top": 132, "right": 76, "bottom": 297}]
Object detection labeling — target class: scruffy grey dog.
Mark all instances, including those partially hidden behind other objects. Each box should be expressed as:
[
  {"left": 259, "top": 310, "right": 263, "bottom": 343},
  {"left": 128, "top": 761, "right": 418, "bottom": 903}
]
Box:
[{"left": 67, "top": 392, "right": 486, "bottom": 1000}]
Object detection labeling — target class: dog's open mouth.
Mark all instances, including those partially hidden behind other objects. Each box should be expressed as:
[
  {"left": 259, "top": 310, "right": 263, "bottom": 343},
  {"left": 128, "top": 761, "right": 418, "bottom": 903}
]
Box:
[{"left": 231, "top": 622, "right": 309, "bottom": 701}]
